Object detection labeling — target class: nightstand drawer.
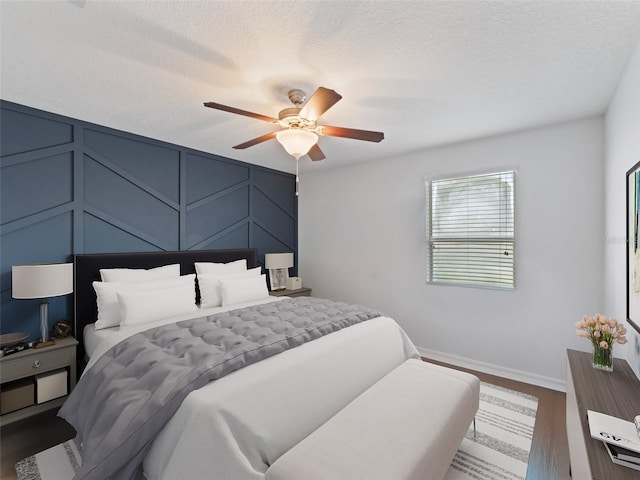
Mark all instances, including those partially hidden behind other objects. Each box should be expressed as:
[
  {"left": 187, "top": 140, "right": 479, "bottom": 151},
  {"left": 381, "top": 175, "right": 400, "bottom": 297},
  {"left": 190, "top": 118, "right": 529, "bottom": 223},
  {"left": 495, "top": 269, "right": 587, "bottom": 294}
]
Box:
[{"left": 0, "top": 348, "right": 72, "bottom": 383}]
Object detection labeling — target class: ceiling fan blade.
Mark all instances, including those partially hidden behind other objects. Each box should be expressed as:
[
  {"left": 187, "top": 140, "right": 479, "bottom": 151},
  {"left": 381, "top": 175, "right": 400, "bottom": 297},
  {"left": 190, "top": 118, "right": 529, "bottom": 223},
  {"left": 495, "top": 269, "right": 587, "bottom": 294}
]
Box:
[
  {"left": 233, "top": 132, "right": 277, "bottom": 149},
  {"left": 307, "top": 144, "right": 326, "bottom": 161},
  {"left": 204, "top": 102, "right": 278, "bottom": 123},
  {"left": 299, "top": 87, "right": 342, "bottom": 121},
  {"left": 320, "top": 125, "right": 384, "bottom": 143}
]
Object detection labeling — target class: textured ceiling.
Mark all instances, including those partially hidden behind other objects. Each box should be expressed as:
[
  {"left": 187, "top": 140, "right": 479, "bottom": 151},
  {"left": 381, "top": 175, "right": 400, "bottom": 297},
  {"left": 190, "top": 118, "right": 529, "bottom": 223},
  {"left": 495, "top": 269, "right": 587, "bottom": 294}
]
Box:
[{"left": 2, "top": 0, "right": 640, "bottom": 174}]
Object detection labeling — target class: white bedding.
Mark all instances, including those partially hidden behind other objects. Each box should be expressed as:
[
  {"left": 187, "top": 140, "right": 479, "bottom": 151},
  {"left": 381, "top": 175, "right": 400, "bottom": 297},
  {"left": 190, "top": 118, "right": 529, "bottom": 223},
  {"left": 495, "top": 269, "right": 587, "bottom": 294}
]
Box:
[
  {"left": 83, "top": 323, "right": 112, "bottom": 359},
  {"left": 82, "top": 297, "right": 419, "bottom": 480},
  {"left": 82, "top": 297, "right": 286, "bottom": 366}
]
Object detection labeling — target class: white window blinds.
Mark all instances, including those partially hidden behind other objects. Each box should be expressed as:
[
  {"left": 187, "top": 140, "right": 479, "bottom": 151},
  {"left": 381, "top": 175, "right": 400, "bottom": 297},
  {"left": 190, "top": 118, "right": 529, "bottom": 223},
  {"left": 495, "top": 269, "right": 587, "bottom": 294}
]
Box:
[{"left": 427, "top": 170, "right": 515, "bottom": 289}]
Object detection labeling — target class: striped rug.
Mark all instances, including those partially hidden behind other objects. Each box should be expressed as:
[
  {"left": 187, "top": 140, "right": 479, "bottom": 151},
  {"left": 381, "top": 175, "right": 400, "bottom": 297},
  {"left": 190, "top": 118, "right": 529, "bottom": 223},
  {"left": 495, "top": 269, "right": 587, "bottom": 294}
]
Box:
[
  {"left": 445, "top": 382, "right": 538, "bottom": 480},
  {"left": 16, "top": 382, "right": 537, "bottom": 480}
]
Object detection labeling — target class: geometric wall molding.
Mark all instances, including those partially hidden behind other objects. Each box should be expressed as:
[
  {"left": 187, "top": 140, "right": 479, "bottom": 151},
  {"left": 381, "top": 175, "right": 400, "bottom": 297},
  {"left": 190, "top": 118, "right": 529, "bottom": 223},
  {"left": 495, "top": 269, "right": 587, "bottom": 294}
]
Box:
[{"left": 0, "top": 100, "right": 297, "bottom": 339}]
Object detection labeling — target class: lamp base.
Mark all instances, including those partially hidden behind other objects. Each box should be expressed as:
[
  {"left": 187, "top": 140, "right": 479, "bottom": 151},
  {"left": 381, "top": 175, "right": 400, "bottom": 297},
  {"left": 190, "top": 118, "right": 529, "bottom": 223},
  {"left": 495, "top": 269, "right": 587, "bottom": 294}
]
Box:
[{"left": 34, "top": 339, "right": 55, "bottom": 349}]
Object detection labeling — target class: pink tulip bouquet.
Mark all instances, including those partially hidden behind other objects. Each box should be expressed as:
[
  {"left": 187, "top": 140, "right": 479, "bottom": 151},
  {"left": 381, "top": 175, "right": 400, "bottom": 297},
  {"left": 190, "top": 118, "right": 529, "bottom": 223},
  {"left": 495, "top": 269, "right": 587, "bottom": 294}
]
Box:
[{"left": 575, "top": 314, "right": 628, "bottom": 371}]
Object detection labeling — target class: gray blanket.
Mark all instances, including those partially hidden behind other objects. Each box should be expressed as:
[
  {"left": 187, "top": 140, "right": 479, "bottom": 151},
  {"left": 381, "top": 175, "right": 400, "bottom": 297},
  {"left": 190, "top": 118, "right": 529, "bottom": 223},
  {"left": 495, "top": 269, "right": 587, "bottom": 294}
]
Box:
[{"left": 59, "top": 297, "right": 383, "bottom": 480}]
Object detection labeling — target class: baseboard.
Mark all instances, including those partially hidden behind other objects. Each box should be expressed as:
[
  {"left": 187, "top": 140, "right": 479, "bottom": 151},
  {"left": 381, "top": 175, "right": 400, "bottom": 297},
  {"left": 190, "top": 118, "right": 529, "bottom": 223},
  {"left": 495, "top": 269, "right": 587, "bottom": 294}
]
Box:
[{"left": 417, "top": 346, "right": 567, "bottom": 392}]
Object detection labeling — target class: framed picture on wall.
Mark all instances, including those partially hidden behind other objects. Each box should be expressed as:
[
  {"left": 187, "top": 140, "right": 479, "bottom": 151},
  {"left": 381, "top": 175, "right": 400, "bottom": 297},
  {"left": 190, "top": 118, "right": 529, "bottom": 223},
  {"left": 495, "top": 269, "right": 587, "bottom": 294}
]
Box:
[{"left": 625, "top": 160, "right": 640, "bottom": 334}]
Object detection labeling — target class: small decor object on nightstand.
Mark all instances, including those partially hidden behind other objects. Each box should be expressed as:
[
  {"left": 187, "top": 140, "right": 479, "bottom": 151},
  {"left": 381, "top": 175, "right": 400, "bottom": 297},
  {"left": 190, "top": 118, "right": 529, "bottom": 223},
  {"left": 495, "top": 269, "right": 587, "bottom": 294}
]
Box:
[
  {"left": 265, "top": 253, "right": 294, "bottom": 291},
  {"left": 0, "top": 338, "right": 35, "bottom": 358},
  {"left": 575, "top": 313, "right": 628, "bottom": 372},
  {"left": 0, "top": 332, "right": 28, "bottom": 348},
  {"left": 12, "top": 263, "right": 73, "bottom": 349},
  {"left": 53, "top": 321, "right": 72, "bottom": 339},
  {"left": 0, "top": 332, "right": 32, "bottom": 358}
]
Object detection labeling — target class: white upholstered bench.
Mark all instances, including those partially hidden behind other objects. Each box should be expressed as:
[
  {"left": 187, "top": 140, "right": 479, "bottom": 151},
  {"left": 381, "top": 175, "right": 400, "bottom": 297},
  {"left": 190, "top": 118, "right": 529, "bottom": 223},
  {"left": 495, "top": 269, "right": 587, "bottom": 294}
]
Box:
[{"left": 266, "top": 359, "right": 480, "bottom": 480}]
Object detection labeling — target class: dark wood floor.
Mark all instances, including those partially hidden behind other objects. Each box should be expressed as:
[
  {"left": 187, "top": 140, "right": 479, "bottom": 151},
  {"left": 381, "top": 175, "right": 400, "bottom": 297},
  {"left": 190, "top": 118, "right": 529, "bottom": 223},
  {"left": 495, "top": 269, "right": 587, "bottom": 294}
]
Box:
[
  {"left": 1, "top": 410, "right": 75, "bottom": 480},
  {"left": 0, "top": 361, "right": 570, "bottom": 480},
  {"left": 427, "top": 359, "right": 571, "bottom": 480}
]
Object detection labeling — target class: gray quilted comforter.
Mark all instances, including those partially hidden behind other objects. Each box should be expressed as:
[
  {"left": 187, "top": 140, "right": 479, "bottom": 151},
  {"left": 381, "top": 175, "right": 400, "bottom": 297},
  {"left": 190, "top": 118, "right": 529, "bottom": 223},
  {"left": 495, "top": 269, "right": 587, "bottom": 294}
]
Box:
[{"left": 59, "top": 297, "right": 383, "bottom": 480}]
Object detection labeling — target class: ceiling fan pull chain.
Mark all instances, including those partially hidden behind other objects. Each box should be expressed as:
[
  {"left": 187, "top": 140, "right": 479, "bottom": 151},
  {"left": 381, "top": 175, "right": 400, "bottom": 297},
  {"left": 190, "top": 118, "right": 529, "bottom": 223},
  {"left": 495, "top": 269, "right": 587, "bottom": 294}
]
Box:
[{"left": 295, "top": 158, "right": 300, "bottom": 196}]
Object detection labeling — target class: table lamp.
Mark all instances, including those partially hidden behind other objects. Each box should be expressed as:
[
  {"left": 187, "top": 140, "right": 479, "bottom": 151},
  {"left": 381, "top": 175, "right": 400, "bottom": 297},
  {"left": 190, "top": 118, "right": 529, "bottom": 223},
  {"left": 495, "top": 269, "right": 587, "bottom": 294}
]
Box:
[
  {"left": 12, "top": 263, "right": 73, "bottom": 348},
  {"left": 264, "top": 253, "right": 293, "bottom": 291}
]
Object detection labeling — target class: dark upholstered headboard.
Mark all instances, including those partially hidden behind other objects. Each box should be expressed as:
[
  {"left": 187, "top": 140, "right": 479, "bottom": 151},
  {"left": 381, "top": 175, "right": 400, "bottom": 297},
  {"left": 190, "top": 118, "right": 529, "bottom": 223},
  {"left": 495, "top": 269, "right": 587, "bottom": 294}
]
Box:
[{"left": 72, "top": 248, "right": 258, "bottom": 368}]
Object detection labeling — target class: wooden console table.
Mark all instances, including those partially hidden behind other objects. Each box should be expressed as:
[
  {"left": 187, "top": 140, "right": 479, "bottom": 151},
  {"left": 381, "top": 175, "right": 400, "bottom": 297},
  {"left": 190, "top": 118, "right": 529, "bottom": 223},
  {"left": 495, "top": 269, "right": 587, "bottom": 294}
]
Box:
[{"left": 566, "top": 349, "right": 640, "bottom": 479}]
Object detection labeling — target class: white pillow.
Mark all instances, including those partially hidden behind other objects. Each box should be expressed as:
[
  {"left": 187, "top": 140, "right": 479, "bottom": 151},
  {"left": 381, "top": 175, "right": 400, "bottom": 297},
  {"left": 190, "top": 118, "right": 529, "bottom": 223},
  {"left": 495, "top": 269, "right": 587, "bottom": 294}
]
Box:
[
  {"left": 194, "top": 259, "right": 247, "bottom": 276},
  {"left": 93, "top": 274, "right": 195, "bottom": 330},
  {"left": 198, "top": 267, "right": 261, "bottom": 308},
  {"left": 220, "top": 274, "right": 269, "bottom": 306},
  {"left": 118, "top": 283, "right": 197, "bottom": 327},
  {"left": 100, "top": 264, "right": 180, "bottom": 283}
]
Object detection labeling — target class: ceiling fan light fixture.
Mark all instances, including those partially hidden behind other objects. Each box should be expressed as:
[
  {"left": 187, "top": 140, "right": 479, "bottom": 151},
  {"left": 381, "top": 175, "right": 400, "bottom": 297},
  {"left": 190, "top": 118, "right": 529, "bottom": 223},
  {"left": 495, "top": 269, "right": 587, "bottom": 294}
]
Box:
[{"left": 275, "top": 129, "right": 318, "bottom": 159}]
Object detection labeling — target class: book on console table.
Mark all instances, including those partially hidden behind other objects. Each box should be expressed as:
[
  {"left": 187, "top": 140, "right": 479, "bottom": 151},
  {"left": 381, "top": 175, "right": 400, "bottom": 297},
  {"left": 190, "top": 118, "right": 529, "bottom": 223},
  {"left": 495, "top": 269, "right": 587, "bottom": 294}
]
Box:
[
  {"left": 604, "top": 443, "right": 640, "bottom": 471},
  {"left": 588, "top": 410, "right": 640, "bottom": 471}
]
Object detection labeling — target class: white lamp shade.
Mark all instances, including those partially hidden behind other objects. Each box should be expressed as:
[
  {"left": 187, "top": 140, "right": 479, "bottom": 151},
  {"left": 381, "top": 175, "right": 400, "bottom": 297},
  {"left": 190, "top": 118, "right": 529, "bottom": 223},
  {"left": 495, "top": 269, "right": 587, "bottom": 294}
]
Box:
[
  {"left": 264, "top": 253, "right": 294, "bottom": 269},
  {"left": 275, "top": 129, "right": 318, "bottom": 159},
  {"left": 12, "top": 263, "right": 73, "bottom": 299}
]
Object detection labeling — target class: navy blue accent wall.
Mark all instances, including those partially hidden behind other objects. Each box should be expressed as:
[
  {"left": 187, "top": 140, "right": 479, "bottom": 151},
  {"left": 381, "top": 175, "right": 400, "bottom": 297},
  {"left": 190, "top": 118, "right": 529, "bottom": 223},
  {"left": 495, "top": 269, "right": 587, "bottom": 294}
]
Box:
[{"left": 0, "top": 100, "right": 297, "bottom": 340}]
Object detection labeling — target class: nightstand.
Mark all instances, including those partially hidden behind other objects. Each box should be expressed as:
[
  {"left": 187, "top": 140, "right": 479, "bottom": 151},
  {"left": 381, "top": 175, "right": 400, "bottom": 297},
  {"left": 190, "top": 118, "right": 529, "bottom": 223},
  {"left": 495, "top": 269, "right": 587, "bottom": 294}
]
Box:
[
  {"left": 270, "top": 287, "right": 312, "bottom": 298},
  {"left": 0, "top": 336, "right": 78, "bottom": 426}
]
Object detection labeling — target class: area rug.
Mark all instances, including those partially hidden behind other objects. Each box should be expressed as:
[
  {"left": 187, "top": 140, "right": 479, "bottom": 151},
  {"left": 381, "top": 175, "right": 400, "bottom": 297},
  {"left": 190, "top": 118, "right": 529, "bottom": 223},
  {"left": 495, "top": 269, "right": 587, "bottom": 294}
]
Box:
[
  {"left": 15, "top": 439, "right": 81, "bottom": 480},
  {"left": 16, "top": 382, "right": 537, "bottom": 480},
  {"left": 445, "top": 382, "right": 538, "bottom": 480}
]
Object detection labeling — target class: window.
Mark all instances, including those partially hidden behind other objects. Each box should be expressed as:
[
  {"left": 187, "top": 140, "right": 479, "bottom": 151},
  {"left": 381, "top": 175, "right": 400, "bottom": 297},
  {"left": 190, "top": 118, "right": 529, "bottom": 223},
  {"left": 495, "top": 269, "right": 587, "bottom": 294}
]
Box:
[{"left": 426, "top": 170, "right": 515, "bottom": 289}]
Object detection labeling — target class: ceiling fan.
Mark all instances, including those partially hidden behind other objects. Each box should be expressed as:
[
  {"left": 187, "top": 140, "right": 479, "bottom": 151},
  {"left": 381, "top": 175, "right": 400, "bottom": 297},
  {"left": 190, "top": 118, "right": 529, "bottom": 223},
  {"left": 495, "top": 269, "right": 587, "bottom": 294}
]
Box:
[{"left": 203, "top": 87, "right": 384, "bottom": 162}]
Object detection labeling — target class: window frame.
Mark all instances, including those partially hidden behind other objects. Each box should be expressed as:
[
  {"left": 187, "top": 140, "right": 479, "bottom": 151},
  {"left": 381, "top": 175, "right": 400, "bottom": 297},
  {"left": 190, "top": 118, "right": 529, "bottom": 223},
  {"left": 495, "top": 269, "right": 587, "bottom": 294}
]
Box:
[{"left": 426, "top": 168, "right": 516, "bottom": 290}]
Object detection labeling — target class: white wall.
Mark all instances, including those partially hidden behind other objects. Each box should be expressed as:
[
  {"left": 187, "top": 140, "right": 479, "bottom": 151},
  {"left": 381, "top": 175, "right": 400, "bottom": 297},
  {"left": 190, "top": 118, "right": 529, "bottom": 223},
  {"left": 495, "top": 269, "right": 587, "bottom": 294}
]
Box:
[
  {"left": 605, "top": 38, "right": 640, "bottom": 380},
  {"left": 299, "top": 117, "right": 605, "bottom": 389}
]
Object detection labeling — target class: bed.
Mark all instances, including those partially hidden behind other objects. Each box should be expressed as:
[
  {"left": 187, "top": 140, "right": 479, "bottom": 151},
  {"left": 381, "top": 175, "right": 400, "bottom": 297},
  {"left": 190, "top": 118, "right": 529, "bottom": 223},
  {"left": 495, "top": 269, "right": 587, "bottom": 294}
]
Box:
[{"left": 63, "top": 248, "right": 477, "bottom": 480}]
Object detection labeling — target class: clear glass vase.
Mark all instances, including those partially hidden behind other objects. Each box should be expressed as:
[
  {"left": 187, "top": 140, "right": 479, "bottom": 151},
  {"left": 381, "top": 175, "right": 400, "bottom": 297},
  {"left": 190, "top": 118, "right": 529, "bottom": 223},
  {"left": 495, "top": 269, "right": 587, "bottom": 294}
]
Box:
[{"left": 592, "top": 345, "right": 613, "bottom": 372}]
